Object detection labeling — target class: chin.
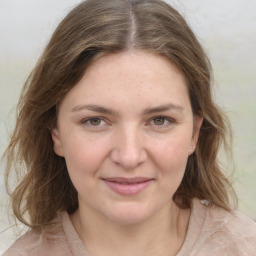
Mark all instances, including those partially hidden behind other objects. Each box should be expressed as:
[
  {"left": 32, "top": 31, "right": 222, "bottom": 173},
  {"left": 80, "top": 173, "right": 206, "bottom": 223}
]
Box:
[{"left": 102, "top": 202, "right": 156, "bottom": 226}]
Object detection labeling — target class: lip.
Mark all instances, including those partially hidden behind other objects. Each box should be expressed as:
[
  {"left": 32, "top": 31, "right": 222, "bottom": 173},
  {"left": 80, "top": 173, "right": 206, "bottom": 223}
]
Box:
[{"left": 102, "top": 177, "right": 154, "bottom": 196}]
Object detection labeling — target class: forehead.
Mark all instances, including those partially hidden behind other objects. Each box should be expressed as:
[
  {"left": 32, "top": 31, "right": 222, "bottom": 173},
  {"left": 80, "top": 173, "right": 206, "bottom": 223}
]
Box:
[
  {"left": 86, "top": 51, "right": 187, "bottom": 87},
  {"left": 59, "top": 51, "right": 190, "bottom": 113}
]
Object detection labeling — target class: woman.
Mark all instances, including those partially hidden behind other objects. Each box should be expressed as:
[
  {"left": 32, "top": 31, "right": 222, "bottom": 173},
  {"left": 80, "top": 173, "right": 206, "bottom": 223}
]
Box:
[{"left": 3, "top": 0, "right": 256, "bottom": 255}]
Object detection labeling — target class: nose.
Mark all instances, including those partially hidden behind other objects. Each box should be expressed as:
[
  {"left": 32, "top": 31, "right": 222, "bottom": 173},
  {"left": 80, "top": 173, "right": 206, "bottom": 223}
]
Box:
[{"left": 110, "top": 125, "right": 147, "bottom": 170}]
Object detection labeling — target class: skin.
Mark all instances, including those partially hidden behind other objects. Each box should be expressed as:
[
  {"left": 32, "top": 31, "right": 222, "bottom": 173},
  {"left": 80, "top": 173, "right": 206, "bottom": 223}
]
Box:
[{"left": 52, "top": 51, "right": 202, "bottom": 256}]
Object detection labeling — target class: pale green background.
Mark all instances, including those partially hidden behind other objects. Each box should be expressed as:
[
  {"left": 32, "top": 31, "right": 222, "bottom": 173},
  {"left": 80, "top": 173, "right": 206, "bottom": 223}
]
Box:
[{"left": 1, "top": 0, "right": 255, "bottom": 252}]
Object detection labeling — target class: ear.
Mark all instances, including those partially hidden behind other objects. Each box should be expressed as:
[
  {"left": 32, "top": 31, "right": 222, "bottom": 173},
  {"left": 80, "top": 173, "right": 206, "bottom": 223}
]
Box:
[
  {"left": 189, "top": 115, "right": 203, "bottom": 155},
  {"left": 52, "top": 128, "right": 64, "bottom": 157}
]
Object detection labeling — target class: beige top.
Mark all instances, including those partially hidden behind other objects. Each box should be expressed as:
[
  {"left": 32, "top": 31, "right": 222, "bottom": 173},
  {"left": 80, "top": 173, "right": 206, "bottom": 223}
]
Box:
[{"left": 3, "top": 198, "right": 256, "bottom": 256}]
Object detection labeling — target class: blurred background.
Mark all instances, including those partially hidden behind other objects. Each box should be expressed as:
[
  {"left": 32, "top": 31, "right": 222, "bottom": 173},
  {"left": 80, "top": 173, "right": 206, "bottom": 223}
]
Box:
[{"left": 0, "top": 0, "right": 255, "bottom": 253}]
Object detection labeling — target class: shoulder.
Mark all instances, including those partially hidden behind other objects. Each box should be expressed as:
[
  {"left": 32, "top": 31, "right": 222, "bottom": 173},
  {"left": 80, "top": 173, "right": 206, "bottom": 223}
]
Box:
[
  {"left": 2, "top": 213, "right": 71, "bottom": 256},
  {"left": 207, "top": 202, "right": 256, "bottom": 240},
  {"left": 191, "top": 199, "right": 256, "bottom": 256}
]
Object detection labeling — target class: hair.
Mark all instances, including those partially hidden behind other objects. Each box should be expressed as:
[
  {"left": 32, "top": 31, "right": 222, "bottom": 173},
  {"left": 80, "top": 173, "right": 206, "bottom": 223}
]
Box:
[{"left": 4, "top": 0, "right": 237, "bottom": 229}]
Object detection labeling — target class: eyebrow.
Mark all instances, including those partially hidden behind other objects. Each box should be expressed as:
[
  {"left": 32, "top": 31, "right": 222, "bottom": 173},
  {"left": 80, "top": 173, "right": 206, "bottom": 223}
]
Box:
[
  {"left": 142, "top": 103, "right": 184, "bottom": 115},
  {"left": 71, "top": 103, "right": 184, "bottom": 115},
  {"left": 71, "top": 104, "right": 118, "bottom": 115}
]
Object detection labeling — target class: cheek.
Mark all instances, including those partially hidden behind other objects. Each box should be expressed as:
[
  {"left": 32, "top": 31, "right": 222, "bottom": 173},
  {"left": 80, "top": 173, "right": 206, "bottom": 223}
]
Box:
[
  {"left": 152, "top": 134, "right": 191, "bottom": 163},
  {"left": 149, "top": 134, "right": 191, "bottom": 179},
  {"left": 62, "top": 133, "right": 110, "bottom": 178},
  {"left": 62, "top": 136, "right": 110, "bottom": 198}
]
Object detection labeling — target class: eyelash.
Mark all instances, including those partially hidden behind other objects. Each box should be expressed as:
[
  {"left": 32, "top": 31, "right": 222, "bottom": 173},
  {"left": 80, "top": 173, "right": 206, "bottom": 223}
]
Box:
[
  {"left": 81, "top": 117, "right": 107, "bottom": 127},
  {"left": 81, "top": 116, "right": 175, "bottom": 129},
  {"left": 148, "top": 116, "right": 175, "bottom": 128}
]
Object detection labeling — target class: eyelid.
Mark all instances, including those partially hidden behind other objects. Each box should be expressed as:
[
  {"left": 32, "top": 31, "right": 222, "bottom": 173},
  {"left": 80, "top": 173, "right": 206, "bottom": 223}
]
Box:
[
  {"left": 81, "top": 116, "right": 108, "bottom": 126},
  {"left": 147, "top": 115, "right": 176, "bottom": 128},
  {"left": 80, "top": 115, "right": 175, "bottom": 129},
  {"left": 153, "top": 115, "right": 175, "bottom": 121}
]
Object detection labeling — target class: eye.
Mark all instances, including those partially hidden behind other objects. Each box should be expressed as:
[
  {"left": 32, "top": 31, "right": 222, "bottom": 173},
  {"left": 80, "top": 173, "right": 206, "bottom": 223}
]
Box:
[
  {"left": 82, "top": 117, "right": 106, "bottom": 127},
  {"left": 153, "top": 116, "right": 166, "bottom": 125},
  {"left": 88, "top": 118, "right": 103, "bottom": 126},
  {"left": 148, "top": 116, "right": 175, "bottom": 128}
]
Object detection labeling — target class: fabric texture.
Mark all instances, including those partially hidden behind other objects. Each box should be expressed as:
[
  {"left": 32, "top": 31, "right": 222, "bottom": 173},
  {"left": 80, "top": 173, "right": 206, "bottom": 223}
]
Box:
[{"left": 3, "top": 198, "right": 256, "bottom": 256}]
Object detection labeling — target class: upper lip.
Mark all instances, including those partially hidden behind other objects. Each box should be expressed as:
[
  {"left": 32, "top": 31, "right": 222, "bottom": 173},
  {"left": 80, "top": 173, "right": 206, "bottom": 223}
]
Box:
[{"left": 102, "top": 177, "right": 154, "bottom": 184}]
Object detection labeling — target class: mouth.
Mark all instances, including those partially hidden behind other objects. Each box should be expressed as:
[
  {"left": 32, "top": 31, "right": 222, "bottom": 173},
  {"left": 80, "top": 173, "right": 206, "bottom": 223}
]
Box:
[{"left": 102, "top": 177, "right": 154, "bottom": 196}]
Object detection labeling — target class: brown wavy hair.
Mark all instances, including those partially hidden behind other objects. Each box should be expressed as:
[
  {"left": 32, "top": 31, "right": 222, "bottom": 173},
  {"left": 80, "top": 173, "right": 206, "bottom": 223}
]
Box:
[{"left": 4, "top": 0, "right": 237, "bottom": 229}]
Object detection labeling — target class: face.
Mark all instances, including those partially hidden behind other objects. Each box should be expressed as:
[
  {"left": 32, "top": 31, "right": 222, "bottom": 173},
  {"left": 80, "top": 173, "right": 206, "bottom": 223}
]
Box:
[{"left": 52, "top": 51, "right": 202, "bottom": 225}]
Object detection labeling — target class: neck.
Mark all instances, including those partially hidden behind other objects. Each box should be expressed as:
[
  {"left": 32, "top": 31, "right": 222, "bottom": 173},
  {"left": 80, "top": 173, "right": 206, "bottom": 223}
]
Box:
[{"left": 70, "top": 201, "right": 190, "bottom": 256}]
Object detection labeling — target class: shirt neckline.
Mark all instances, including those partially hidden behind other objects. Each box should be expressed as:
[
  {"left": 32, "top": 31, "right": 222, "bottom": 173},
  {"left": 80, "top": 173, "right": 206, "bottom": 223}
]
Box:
[
  {"left": 176, "top": 199, "right": 208, "bottom": 256},
  {"left": 62, "top": 198, "right": 208, "bottom": 256}
]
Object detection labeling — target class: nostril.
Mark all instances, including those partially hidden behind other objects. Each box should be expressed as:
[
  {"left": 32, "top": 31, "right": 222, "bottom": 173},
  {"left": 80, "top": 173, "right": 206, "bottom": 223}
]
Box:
[
  {"left": 109, "top": 130, "right": 147, "bottom": 168},
  {"left": 109, "top": 147, "right": 147, "bottom": 169}
]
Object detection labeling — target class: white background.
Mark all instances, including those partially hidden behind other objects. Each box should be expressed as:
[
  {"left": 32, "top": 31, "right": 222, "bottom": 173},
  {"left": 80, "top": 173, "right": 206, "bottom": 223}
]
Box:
[{"left": 1, "top": 0, "right": 256, "bottom": 252}]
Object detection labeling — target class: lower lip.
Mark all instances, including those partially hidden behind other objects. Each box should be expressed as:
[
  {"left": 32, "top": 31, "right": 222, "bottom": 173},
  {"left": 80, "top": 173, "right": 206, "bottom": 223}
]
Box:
[{"left": 103, "top": 180, "right": 153, "bottom": 196}]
